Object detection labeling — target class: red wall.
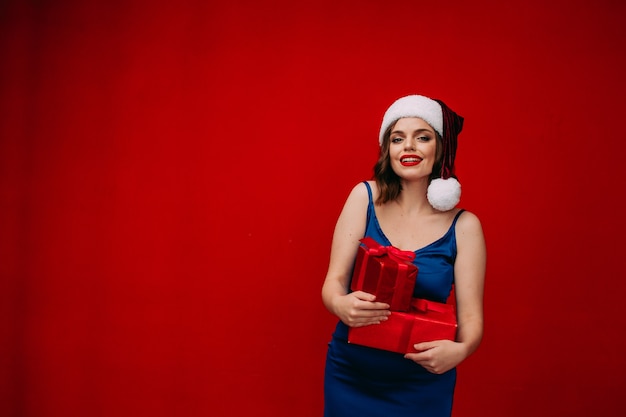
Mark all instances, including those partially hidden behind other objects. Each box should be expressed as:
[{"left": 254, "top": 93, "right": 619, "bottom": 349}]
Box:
[{"left": 2, "top": 0, "right": 625, "bottom": 416}]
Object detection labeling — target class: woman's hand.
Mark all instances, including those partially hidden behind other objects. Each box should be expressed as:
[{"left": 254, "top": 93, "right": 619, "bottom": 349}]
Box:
[
  {"left": 404, "top": 340, "right": 468, "bottom": 374},
  {"left": 332, "top": 290, "right": 390, "bottom": 328}
]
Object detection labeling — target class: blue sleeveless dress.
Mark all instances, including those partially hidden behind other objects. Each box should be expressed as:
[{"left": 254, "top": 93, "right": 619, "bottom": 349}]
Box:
[{"left": 324, "top": 182, "right": 464, "bottom": 417}]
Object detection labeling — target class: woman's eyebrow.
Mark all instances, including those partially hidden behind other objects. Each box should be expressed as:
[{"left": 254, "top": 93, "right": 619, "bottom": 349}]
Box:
[{"left": 391, "top": 128, "right": 434, "bottom": 135}]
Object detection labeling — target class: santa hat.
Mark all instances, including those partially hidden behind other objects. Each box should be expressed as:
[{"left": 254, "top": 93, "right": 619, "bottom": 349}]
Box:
[{"left": 379, "top": 95, "right": 464, "bottom": 211}]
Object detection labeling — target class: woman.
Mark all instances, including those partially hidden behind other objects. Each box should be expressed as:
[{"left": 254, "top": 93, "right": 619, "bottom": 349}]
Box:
[{"left": 322, "top": 95, "right": 486, "bottom": 417}]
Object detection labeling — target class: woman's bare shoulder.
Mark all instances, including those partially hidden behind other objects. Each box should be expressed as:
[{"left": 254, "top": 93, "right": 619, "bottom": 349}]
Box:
[
  {"left": 456, "top": 209, "right": 484, "bottom": 236},
  {"left": 346, "top": 181, "right": 376, "bottom": 202}
]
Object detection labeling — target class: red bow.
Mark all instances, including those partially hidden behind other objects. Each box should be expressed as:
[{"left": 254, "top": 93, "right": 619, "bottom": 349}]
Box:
[{"left": 359, "top": 237, "right": 415, "bottom": 263}]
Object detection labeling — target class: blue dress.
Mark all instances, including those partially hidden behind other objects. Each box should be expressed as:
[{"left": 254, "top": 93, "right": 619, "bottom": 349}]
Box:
[{"left": 324, "top": 182, "right": 464, "bottom": 417}]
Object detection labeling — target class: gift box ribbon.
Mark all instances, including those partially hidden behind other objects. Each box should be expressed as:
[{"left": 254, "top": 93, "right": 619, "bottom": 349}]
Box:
[
  {"left": 410, "top": 298, "right": 454, "bottom": 315},
  {"left": 360, "top": 237, "right": 416, "bottom": 263}
]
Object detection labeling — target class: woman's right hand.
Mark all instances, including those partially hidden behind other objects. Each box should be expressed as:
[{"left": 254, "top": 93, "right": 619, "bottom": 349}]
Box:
[{"left": 332, "top": 291, "right": 391, "bottom": 328}]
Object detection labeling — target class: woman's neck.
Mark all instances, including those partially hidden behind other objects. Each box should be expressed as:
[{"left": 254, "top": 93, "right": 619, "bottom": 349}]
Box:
[{"left": 394, "top": 179, "right": 434, "bottom": 214}]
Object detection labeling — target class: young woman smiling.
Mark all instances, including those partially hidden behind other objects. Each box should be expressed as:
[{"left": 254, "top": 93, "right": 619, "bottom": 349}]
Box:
[{"left": 322, "top": 95, "right": 486, "bottom": 417}]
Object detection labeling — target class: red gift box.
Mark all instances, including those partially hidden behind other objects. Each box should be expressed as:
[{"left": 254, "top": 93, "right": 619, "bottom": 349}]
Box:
[
  {"left": 350, "top": 237, "right": 418, "bottom": 312},
  {"left": 348, "top": 298, "right": 458, "bottom": 354}
]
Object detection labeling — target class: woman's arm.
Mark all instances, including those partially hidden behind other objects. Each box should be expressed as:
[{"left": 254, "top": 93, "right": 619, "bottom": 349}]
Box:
[
  {"left": 321, "top": 182, "right": 391, "bottom": 327},
  {"left": 405, "top": 210, "right": 486, "bottom": 373},
  {"left": 452, "top": 210, "right": 487, "bottom": 356}
]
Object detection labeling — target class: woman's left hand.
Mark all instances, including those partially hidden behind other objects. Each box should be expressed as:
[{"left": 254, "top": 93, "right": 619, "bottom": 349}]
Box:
[{"left": 404, "top": 340, "right": 468, "bottom": 374}]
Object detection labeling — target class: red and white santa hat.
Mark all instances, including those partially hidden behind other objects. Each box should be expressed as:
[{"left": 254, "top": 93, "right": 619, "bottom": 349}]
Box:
[{"left": 379, "top": 95, "right": 465, "bottom": 211}]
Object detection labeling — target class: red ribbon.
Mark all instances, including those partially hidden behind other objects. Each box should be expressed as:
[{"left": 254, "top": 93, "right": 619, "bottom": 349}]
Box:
[
  {"left": 359, "top": 237, "right": 416, "bottom": 263},
  {"left": 410, "top": 298, "right": 454, "bottom": 314}
]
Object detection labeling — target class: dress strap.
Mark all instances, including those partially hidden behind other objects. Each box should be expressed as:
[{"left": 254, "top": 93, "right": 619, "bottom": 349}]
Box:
[
  {"left": 363, "top": 181, "right": 373, "bottom": 204},
  {"left": 362, "top": 182, "right": 375, "bottom": 231},
  {"left": 451, "top": 209, "right": 465, "bottom": 227}
]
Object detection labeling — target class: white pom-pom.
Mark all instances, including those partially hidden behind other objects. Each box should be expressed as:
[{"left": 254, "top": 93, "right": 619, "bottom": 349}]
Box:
[{"left": 427, "top": 177, "right": 461, "bottom": 211}]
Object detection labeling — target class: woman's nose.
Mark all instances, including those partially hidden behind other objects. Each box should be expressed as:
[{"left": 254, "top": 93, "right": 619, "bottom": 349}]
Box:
[{"left": 404, "top": 138, "right": 416, "bottom": 150}]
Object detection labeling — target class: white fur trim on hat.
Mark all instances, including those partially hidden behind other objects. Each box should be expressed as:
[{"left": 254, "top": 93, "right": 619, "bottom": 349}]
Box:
[
  {"left": 427, "top": 177, "right": 461, "bottom": 211},
  {"left": 379, "top": 95, "right": 443, "bottom": 145}
]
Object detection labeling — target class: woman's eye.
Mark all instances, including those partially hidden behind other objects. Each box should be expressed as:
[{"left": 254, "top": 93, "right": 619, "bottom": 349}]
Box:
[
  {"left": 391, "top": 137, "right": 403, "bottom": 143},
  {"left": 417, "top": 136, "right": 432, "bottom": 142}
]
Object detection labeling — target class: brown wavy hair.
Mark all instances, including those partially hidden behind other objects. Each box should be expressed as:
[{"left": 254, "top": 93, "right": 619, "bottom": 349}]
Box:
[{"left": 373, "top": 121, "right": 443, "bottom": 205}]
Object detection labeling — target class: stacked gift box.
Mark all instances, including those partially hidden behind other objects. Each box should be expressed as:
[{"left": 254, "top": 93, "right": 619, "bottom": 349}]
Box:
[{"left": 348, "top": 237, "right": 457, "bottom": 354}]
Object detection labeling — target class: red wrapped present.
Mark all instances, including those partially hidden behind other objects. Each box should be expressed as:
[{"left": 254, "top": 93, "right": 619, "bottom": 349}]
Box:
[
  {"left": 350, "top": 237, "right": 418, "bottom": 312},
  {"left": 348, "top": 298, "right": 458, "bottom": 354}
]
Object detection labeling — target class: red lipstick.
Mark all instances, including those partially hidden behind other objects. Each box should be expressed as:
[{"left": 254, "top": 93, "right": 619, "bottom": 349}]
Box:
[{"left": 400, "top": 154, "right": 422, "bottom": 166}]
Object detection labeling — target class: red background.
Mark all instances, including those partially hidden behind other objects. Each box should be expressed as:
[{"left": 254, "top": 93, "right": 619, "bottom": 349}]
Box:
[{"left": 2, "top": 0, "right": 625, "bottom": 416}]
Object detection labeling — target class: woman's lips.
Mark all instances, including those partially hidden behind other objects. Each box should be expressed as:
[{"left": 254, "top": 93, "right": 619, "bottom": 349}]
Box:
[{"left": 400, "top": 155, "right": 422, "bottom": 166}]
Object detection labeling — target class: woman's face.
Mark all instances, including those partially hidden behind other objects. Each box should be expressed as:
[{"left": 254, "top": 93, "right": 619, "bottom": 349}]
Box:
[{"left": 388, "top": 117, "right": 437, "bottom": 181}]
